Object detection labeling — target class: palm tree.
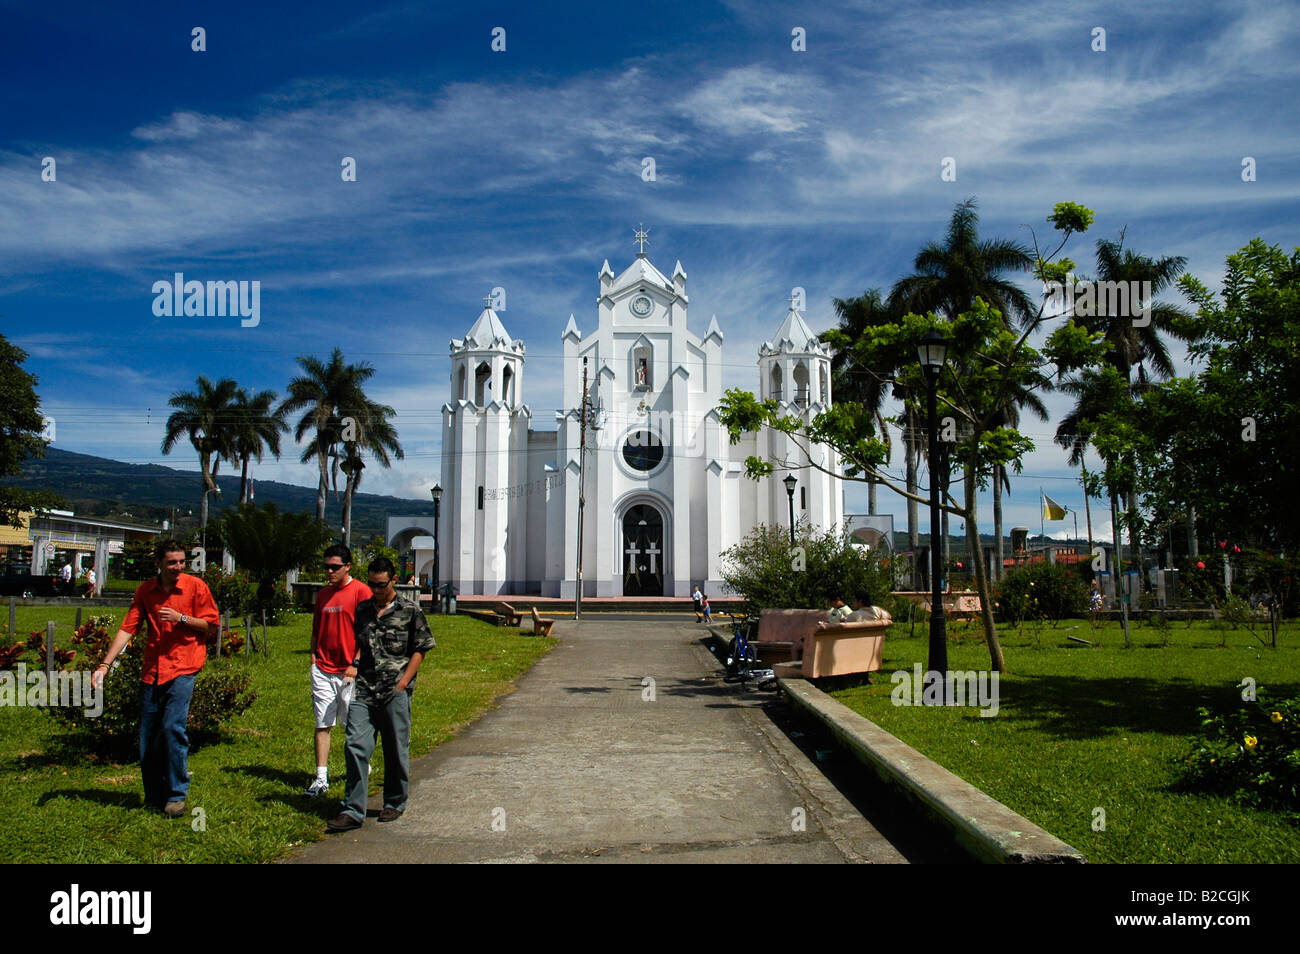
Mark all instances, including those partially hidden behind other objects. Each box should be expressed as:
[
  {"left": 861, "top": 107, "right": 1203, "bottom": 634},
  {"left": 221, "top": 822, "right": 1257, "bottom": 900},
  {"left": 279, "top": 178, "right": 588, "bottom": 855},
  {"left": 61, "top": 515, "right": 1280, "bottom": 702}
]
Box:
[
  {"left": 1057, "top": 233, "right": 1192, "bottom": 582},
  {"left": 890, "top": 197, "right": 1037, "bottom": 329},
  {"left": 890, "top": 197, "right": 1037, "bottom": 576},
  {"left": 228, "top": 388, "right": 287, "bottom": 504},
  {"left": 162, "top": 376, "right": 239, "bottom": 530},
  {"left": 279, "top": 349, "right": 381, "bottom": 526},
  {"left": 338, "top": 398, "right": 404, "bottom": 547},
  {"left": 826, "top": 290, "right": 897, "bottom": 516}
]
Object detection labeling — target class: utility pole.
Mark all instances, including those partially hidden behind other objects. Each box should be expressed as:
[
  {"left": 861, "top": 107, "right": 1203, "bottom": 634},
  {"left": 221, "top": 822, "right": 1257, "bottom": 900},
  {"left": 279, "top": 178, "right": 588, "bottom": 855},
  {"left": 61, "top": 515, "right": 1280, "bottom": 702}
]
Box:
[{"left": 574, "top": 357, "right": 591, "bottom": 620}]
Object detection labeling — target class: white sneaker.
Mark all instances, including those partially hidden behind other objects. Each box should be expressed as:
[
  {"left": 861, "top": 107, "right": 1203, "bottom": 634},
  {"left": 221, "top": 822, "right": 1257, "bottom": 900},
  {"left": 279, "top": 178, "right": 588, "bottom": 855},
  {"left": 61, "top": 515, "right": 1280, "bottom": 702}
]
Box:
[{"left": 304, "top": 778, "right": 330, "bottom": 797}]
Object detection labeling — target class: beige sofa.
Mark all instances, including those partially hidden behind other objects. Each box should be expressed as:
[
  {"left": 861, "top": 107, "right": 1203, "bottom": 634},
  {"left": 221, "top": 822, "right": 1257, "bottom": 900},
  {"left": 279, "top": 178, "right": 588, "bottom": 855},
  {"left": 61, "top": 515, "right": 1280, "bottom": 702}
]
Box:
[{"left": 749, "top": 608, "right": 890, "bottom": 679}]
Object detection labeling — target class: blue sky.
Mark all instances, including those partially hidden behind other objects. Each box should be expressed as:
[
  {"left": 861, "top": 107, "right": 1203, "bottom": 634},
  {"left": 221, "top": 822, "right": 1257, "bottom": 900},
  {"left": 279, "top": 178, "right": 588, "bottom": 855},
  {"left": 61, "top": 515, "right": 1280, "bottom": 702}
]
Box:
[{"left": 2, "top": 0, "right": 1297, "bottom": 539}]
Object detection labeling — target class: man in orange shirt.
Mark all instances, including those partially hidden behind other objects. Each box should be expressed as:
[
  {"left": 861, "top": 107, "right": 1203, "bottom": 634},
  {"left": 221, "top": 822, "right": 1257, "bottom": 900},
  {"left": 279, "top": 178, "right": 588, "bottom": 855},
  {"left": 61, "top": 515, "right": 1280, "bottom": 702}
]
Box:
[
  {"left": 305, "top": 544, "right": 372, "bottom": 797},
  {"left": 93, "top": 539, "right": 220, "bottom": 818}
]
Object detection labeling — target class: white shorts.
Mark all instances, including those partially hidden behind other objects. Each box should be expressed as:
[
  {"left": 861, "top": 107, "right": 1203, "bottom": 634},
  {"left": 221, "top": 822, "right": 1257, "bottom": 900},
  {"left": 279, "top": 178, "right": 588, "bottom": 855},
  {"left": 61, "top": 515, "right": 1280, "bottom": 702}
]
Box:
[{"left": 311, "top": 664, "right": 354, "bottom": 729}]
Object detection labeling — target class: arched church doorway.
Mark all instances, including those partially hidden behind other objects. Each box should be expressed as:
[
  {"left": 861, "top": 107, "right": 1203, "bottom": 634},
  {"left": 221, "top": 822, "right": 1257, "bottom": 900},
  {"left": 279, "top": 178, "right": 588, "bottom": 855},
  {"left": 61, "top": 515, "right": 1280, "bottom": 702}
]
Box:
[{"left": 621, "top": 504, "right": 665, "bottom": 596}]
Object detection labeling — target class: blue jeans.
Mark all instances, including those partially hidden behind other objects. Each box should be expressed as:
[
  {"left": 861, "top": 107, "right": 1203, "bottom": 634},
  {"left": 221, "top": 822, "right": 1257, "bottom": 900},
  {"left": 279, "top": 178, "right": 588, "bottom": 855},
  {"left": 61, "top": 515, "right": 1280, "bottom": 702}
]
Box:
[
  {"left": 342, "top": 689, "right": 412, "bottom": 823},
  {"left": 139, "top": 674, "right": 196, "bottom": 806}
]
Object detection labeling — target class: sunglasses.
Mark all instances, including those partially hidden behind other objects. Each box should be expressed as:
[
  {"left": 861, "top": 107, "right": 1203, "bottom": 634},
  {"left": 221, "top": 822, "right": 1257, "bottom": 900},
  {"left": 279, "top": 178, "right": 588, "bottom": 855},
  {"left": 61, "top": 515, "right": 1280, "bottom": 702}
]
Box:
[{"left": 324, "top": 563, "right": 348, "bottom": 571}]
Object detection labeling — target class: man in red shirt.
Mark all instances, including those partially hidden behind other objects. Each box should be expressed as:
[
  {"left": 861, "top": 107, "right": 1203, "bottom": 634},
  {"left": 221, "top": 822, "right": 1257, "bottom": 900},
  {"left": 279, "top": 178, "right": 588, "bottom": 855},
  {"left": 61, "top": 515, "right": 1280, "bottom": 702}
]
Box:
[
  {"left": 306, "top": 544, "right": 372, "bottom": 797},
  {"left": 93, "top": 539, "right": 220, "bottom": 818}
]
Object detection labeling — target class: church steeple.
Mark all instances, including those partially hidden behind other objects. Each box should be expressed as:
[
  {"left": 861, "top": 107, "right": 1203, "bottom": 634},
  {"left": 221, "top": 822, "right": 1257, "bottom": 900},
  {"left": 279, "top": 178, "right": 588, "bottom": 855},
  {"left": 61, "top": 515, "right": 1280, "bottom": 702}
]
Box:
[
  {"left": 757, "top": 300, "right": 832, "bottom": 409},
  {"left": 449, "top": 297, "right": 525, "bottom": 408}
]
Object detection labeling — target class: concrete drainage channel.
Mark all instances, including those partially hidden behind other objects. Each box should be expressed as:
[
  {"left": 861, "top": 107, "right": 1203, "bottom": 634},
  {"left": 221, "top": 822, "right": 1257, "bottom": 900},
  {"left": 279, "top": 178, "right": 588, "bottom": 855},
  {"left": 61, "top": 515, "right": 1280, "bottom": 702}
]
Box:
[{"left": 702, "top": 633, "right": 1087, "bottom": 865}]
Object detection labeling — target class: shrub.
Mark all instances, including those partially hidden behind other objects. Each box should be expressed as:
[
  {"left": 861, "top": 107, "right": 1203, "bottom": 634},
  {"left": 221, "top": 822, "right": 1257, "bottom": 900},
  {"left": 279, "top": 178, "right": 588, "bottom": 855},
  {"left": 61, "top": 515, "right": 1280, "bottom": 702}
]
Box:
[
  {"left": 1177, "top": 687, "right": 1300, "bottom": 818},
  {"left": 719, "top": 522, "right": 901, "bottom": 616},
  {"left": 992, "top": 561, "right": 1087, "bottom": 625},
  {"left": 201, "top": 566, "right": 295, "bottom": 626},
  {"left": 49, "top": 625, "right": 257, "bottom": 760}
]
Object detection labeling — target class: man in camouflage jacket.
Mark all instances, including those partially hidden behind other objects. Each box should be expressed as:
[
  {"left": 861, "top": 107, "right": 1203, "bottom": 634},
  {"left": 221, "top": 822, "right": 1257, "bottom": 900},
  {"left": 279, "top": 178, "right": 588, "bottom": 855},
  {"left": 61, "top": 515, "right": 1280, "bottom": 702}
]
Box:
[{"left": 327, "top": 556, "right": 435, "bottom": 832}]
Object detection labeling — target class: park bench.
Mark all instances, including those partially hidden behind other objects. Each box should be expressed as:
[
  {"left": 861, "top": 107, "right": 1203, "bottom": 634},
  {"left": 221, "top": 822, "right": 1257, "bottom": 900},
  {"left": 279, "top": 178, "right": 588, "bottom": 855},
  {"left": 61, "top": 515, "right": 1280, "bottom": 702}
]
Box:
[
  {"left": 530, "top": 606, "right": 555, "bottom": 636},
  {"left": 493, "top": 602, "right": 522, "bottom": 627}
]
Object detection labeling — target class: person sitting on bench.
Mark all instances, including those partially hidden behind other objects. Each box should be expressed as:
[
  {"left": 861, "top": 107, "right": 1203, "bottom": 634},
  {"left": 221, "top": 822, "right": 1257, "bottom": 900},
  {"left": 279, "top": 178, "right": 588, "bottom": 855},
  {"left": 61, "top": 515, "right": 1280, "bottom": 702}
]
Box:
[{"left": 819, "top": 590, "right": 890, "bottom": 628}]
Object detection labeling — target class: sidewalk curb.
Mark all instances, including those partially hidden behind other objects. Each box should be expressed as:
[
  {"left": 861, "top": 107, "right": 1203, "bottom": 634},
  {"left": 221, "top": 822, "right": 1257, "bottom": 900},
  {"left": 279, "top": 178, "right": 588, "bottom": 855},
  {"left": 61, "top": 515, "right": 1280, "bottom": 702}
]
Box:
[{"left": 779, "top": 677, "right": 1087, "bottom": 864}]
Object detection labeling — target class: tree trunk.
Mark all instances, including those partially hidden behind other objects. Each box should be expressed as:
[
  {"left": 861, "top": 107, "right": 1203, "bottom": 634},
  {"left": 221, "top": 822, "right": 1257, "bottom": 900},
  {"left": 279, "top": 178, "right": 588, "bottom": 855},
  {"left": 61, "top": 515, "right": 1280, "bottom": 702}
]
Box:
[
  {"left": 905, "top": 405, "right": 920, "bottom": 587},
  {"left": 1127, "top": 488, "right": 1144, "bottom": 595},
  {"left": 200, "top": 452, "right": 212, "bottom": 529},
  {"left": 316, "top": 438, "right": 329, "bottom": 524},
  {"left": 342, "top": 482, "right": 354, "bottom": 548},
  {"left": 1083, "top": 462, "right": 1094, "bottom": 560},
  {"left": 1110, "top": 490, "right": 1130, "bottom": 647},
  {"left": 868, "top": 480, "right": 877, "bottom": 516},
  {"left": 1186, "top": 507, "right": 1197, "bottom": 559},
  {"left": 966, "top": 463, "right": 1005, "bottom": 672},
  {"left": 240, "top": 455, "right": 250, "bottom": 505},
  {"left": 993, "top": 465, "right": 1004, "bottom": 582}
]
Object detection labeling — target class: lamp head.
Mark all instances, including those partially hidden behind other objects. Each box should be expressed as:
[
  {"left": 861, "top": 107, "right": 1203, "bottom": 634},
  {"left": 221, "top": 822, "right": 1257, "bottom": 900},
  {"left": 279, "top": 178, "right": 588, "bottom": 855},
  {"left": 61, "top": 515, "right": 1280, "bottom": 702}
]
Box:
[
  {"left": 782, "top": 473, "right": 798, "bottom": 495},
  {"left": 917, "top": 329, "right": 949, "bottom": 379}
]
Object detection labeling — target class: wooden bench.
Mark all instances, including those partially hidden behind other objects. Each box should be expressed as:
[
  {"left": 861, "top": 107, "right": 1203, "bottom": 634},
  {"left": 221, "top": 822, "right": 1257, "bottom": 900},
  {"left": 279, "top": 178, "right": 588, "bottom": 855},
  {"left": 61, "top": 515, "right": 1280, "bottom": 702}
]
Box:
[
  {"left": 530, "top": 606, "right": 555, "bottom": 636},
  {"left": 493, "top": 602, "right": 522, "bottom": 627},
  {"left": 772, "top": 618, "right": 890, "bottom": 679}
]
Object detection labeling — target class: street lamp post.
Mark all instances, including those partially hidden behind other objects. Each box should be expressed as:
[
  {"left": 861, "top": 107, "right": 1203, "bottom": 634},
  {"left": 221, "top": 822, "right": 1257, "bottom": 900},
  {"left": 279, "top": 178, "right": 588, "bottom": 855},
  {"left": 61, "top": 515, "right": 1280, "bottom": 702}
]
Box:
[
  {"left": 783, "top": 474, "right": 798, "bottom": 547},
  {"left": 431, "top": 485, "right": 442, "bottom": 613},
  {"left": 918, "top": 329, "right": 950, "bottom": 676}
]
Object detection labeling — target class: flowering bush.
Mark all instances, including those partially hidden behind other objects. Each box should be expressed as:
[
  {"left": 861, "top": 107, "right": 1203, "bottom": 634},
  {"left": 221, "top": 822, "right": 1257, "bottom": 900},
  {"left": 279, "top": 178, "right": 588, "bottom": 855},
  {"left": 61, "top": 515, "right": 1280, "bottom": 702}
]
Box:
[
  {"left": 992, "top": 562, "right": 1087, "bottom": 625},
  {"left": 50, "top": 627, "right": 257, "bottom": 759},
  {"left": 1177, "top": 687, "right": 1300, "bottom": 817}
]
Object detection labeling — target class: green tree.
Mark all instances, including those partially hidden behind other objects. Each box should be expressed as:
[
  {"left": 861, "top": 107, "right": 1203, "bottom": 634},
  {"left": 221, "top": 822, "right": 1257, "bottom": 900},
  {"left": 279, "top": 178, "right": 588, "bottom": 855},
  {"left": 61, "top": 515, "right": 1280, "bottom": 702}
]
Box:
[
  {"left": 228, "top": 387, "right": 287, "bottom": 505},
  {"left": 220, "top": 503, "right": 332, "bottom": 611},
  {"left": 338, "top": 398, "right": 403, "bottom": 547},
  {"left": 279, "top": 349, "right": 380, "bottom": 526},
  {"left": 0, "top": 334, "right": 63, "bottom": 526},
  {"left": 161, "top": 376, "right": 238, "bottom": 530},
  {"left": 890, "top": 197, "right": 1040, "bottom": 575},
  {"left": 1055, "top": 232, "right": 1193, "bottom": 585},
  {"left": 1138, "top": 240, "right": 1300, "bottom": 553},
  {"left": 719, "top": 202, "right": 1102, "bottom": 672}
]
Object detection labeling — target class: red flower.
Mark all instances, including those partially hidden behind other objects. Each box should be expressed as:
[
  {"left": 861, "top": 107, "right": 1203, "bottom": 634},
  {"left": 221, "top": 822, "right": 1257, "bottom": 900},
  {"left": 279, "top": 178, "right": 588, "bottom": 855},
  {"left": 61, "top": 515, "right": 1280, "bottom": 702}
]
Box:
[{"left": 1196, "top": 561, "right": 1206, "bottom": 569}]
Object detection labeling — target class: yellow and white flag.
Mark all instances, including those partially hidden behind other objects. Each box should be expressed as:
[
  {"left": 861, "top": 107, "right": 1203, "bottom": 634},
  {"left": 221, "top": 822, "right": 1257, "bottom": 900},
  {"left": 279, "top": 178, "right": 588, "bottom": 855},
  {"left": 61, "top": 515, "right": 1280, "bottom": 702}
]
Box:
[{"left": 1042, "top": 493, "right": 1067, "bottom": 521}]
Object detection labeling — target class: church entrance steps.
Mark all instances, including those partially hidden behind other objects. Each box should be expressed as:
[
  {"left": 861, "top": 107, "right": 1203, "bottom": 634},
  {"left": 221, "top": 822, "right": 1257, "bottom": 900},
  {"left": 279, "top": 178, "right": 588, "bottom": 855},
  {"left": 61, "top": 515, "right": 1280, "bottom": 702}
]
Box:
[{"left": 449, "top": 595, "right": 747, "bottom": 615}]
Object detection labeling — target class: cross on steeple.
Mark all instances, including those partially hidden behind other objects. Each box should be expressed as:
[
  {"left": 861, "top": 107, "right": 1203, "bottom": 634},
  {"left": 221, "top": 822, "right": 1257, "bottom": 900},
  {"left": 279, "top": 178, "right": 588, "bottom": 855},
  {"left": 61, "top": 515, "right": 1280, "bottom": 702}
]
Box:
[
  {"left": 483, "top": 293, "right": 495, "bottom": 310},
  {"left": 788, "top": 293, "right": 800, "bottom": 311},
  {"left": 634, "top": 224, "right": 650, "bottom": 256}
]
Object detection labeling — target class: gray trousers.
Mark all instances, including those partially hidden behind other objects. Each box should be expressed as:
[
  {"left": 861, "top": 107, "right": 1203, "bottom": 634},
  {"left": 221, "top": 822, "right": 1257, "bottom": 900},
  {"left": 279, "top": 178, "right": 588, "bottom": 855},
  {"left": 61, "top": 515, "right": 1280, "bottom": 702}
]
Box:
[{"left": 342, "top": 688, "right": 412, "bottom": 822}]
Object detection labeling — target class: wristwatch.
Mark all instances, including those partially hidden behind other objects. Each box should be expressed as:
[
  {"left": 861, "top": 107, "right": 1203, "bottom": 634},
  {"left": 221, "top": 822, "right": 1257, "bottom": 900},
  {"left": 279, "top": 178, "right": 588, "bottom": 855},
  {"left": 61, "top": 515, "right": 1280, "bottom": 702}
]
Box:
[{"left": 180, "top": 614, "right": 188, "bottom": 625}]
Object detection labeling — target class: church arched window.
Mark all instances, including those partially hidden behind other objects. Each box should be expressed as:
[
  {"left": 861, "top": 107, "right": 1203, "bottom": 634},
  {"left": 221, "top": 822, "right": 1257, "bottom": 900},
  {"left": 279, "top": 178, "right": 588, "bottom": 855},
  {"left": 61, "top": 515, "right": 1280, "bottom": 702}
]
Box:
[
  {"left": 457, "top": 366, "right": 467, "bottom": 402},
  {"left": 819, "top": 363, "right": 829, "bottom": 405},
  {"left": 769, "top": 363, "right": 783, "bottom": 402},
  {"left": 793, "top": 362, "right": 810, "bottom": 408},
  {"left": 502, "top": 365, "right": 515, "bottom": 407},
  {"left": 474, "top": 362, "right": 492, "bottom": 405}
]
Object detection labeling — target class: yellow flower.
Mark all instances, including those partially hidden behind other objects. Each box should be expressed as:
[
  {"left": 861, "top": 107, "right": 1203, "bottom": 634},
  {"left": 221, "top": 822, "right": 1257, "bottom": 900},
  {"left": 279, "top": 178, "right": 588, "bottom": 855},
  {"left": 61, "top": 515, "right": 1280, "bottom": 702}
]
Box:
[
  {"left": 1270, "top": 711, "right": 1283, "bottom": 724},
  {"left": 1244, "top": 735, "right": 1258, "bottom": 750}
]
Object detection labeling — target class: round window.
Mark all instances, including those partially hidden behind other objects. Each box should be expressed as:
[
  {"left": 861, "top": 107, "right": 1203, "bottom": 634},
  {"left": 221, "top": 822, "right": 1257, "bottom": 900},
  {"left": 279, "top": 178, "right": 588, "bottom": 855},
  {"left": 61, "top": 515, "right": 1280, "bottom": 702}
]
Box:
[{"left": 622, "top": 430, "right": 665, "bottom": 471}]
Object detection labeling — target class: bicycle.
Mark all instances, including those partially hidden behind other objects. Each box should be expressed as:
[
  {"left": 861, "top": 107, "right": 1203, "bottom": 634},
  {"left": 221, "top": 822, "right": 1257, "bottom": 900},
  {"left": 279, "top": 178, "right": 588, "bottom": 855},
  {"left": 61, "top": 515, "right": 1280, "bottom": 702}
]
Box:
[{"left": 723, "top": 613, "right": 776, "bottom": 689}]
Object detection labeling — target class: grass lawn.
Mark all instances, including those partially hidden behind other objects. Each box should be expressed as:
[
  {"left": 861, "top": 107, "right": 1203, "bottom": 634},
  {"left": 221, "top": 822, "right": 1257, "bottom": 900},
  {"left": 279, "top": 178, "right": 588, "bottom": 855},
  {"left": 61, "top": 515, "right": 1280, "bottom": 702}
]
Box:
[
  {"left": 0, "top": 604, "right": 554, "bottom": 863},
  {"left": 829, "top": 615, "right": 1300, "bottom": 864}
]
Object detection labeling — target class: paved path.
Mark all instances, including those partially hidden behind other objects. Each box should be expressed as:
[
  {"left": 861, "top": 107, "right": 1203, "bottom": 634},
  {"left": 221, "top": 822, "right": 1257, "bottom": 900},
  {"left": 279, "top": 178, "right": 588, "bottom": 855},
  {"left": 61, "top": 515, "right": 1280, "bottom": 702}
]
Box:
[{"left": 288, "top": 618, "right": 908, "bottom": 864}]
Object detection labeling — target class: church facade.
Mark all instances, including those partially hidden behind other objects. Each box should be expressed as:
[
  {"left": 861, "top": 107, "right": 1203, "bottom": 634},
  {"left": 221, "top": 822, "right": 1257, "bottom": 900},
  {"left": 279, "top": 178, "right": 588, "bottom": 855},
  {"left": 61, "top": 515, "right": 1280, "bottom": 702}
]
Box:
[{"left": 438, "top": 239, "right": 844, "bottom": 598}]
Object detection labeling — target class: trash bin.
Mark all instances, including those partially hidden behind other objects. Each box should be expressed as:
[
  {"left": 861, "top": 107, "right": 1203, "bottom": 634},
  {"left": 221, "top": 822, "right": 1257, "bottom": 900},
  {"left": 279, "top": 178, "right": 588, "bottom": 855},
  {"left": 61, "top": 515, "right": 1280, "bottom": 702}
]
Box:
[{"left": 439, "top": 583, "right": 458, "bottom": 615}]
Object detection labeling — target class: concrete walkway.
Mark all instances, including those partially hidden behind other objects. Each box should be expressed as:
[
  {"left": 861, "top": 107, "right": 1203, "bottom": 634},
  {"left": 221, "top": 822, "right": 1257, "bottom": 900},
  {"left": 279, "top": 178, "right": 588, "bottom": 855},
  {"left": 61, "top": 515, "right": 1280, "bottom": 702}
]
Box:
[{"left": 288, "top": 618, "right": 907, "bottom": 864}]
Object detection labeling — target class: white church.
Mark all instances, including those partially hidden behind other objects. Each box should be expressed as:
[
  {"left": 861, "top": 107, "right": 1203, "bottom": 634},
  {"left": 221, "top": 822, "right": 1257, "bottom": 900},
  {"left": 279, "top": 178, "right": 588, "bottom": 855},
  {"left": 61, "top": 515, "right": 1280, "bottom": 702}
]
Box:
[{"left": 433, "top": 232, "right": 845, "bottom": 598}]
